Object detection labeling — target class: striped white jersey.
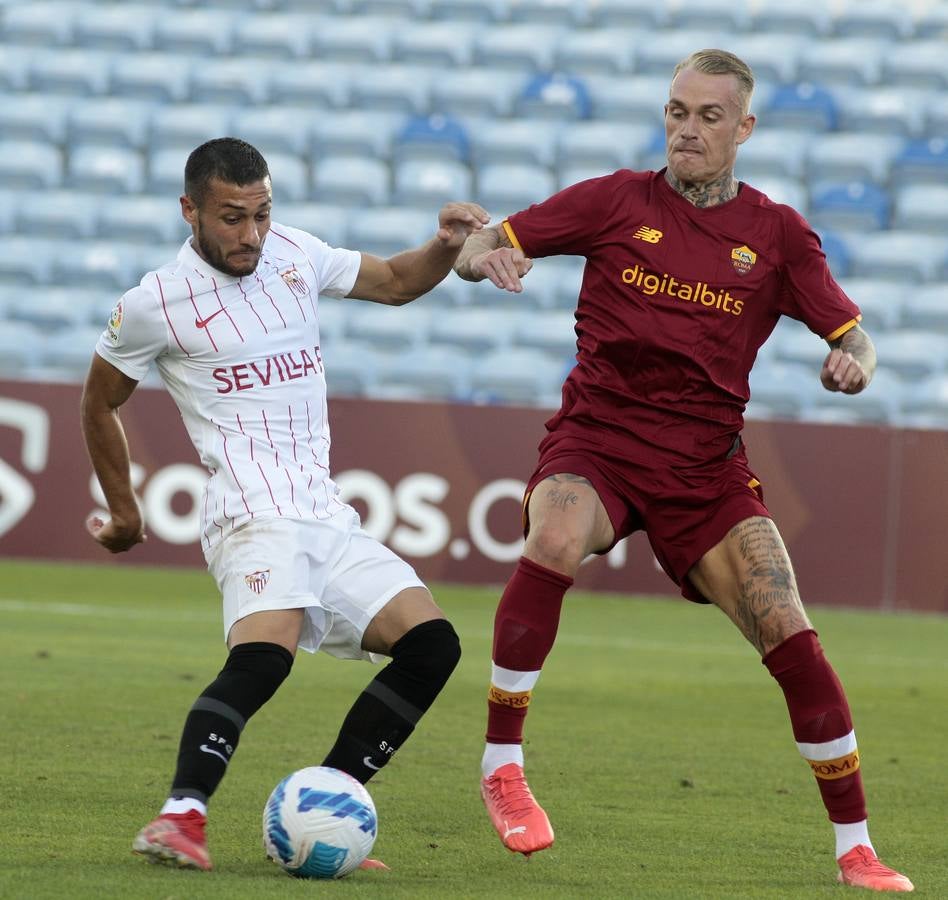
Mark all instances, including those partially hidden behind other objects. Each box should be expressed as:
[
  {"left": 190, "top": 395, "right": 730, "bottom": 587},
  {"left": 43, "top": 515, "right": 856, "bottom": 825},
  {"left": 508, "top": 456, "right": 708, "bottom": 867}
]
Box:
[{"left": 95, "top": 223, "right": 362, "bottom": 555}]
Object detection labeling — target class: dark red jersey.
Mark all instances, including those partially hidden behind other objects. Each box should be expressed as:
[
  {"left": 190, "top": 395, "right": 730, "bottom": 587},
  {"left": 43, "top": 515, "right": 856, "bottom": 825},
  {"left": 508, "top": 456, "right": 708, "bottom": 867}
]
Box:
[{"left": 504, "top": 169, "right": 861, "bottom": 464}]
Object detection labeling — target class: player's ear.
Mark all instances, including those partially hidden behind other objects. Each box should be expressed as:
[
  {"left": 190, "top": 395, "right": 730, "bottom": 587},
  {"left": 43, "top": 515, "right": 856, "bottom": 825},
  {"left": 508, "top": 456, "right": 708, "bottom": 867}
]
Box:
[
  {"left": 180, "top": 194, "right": 198, "bottom": 226},
  {"left": 736, "top": 113, "right": 756, "bottom": 144}
]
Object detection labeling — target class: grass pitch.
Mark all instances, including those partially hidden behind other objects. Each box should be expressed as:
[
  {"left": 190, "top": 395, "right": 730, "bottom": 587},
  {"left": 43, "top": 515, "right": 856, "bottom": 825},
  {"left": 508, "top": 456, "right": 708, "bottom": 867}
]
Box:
[{"left": 1, "top": 558, "right": 945, "bottom": 899}]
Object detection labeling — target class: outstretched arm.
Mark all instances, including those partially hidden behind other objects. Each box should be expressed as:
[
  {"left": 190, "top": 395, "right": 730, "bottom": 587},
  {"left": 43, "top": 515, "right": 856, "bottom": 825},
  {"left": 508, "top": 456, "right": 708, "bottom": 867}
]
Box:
[
  {"left": 453, "top": 223, "right": 533, "bottom": 292},
  {"left": 821, "top": 324, "right": 876, "bottom": 394},
  {"left": 80, "top": 354, "right": 147, "bottom": 553},
  {"left": 347, "top": 201, "right": 490, "bottom": 305}
]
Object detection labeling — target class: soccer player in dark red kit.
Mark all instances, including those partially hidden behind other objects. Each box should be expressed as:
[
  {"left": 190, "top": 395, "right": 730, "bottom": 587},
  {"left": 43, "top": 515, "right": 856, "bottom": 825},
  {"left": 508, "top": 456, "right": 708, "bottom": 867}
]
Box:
[{"left": 454, "top": 49, "right": 913, "bottom": 892}]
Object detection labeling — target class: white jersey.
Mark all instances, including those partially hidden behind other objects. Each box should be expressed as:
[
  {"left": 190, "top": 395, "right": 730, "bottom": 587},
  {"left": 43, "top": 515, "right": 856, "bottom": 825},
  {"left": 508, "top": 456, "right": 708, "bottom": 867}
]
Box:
[{"left": 95, "top": 223, "right": 362, "bottom": 556}]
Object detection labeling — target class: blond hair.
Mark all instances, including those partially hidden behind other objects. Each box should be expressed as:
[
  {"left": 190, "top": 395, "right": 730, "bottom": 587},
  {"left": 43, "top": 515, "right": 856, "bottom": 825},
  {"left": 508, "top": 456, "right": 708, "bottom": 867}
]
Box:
[{"left": 672, "top": 49, "right": 755, "bottom": 114}]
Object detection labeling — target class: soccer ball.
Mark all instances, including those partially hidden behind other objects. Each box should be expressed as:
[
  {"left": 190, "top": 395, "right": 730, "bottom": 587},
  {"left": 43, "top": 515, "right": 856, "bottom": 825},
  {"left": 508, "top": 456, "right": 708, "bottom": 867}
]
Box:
[{"left": 262, "top": 766, "right": 378, "bottom": 879}]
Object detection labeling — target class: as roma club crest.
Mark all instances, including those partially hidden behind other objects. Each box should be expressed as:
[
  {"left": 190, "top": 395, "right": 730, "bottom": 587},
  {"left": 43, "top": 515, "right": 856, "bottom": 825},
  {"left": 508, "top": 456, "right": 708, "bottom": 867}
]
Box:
[
  {"left": 731, "top": 245, "right": 757, "bottom": 276},
  {"left": 280, "top": 266, "right": 309, "bottom": 298},
  {"left": 244, "top": 569, "right": 270, "bottom": 594}
]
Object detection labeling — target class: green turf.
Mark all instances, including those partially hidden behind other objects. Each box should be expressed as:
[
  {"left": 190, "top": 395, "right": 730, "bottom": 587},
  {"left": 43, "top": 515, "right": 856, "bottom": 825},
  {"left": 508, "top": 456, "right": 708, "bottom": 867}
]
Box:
[{"left": 1, "top": 559, "right": 944, "bottom": 899}]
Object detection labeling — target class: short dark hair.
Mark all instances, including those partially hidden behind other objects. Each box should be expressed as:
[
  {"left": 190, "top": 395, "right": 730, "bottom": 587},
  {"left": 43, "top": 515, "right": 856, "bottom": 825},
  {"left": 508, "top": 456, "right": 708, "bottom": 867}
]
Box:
[{"left": 184, "top": 137, "right": 270, "bottom": 206}]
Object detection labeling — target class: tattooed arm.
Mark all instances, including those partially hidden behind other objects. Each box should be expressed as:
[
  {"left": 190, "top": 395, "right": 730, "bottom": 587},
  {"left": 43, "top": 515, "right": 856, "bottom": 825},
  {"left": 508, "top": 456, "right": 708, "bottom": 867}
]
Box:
[
  {"left": 821, "top": 324, "right": 876, "bottom": 394},
  {"left": 453, "top": 223, "right": 533, "bottom": 292}
]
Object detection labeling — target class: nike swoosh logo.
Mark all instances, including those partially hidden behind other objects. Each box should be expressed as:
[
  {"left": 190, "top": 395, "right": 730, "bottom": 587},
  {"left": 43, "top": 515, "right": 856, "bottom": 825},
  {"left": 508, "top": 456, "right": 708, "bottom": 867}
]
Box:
[
  {"left": 503, "top": 821, "right": 527, "bottom": 838},
  {"left": 363, "top": 756, "right": 381, "bottom": 771},
  {"left": 200, "top": 744, "right": 230, "bottom": 764},
  {"left": 195, "top": 307, "right": 227, "bottom": 329}
]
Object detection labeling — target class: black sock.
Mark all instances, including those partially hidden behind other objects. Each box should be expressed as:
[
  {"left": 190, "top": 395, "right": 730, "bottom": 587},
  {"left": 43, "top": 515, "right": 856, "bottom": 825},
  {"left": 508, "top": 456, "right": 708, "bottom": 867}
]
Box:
[
  {"left": 170, "top": 642, "right": 293, "bottom": 804},
  {"left": 322, "top": 619, "right": 461, "bottom": 783}
]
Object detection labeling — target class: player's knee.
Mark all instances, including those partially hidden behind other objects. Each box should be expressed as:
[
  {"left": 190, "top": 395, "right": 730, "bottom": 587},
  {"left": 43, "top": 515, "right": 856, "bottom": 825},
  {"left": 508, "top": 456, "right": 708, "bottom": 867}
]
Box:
[
  {"left": 390, "top": 618, "right": 461, "bottom": 687},
  {"left": 525, "top": 525, "right": 586, "bottom": 575},
  {"left": 206, "top": 641, "right": 295, "bottom": 719}
]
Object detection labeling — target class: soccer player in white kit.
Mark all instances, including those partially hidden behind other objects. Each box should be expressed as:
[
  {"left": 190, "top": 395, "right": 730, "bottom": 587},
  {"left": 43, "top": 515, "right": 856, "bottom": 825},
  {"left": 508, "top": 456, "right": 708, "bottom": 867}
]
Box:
[{"left": 81, "top": 138, "right": 489, "bottom": 872}]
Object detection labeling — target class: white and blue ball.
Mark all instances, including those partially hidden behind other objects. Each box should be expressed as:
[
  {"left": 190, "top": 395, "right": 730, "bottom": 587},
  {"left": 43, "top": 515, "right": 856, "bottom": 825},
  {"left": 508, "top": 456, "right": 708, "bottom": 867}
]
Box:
[{"left": 263, "top": 766, "right": 377, "bottom": 879}]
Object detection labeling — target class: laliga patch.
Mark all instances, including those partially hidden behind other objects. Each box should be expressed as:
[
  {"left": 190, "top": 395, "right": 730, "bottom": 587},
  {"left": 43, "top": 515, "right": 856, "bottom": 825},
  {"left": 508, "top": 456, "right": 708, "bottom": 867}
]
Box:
[
  {"left": 731, "top": 244, "right": 757, "bottom": 276},
  {"left": 106, "top": 299, "right": 124, "bottom": 343}
]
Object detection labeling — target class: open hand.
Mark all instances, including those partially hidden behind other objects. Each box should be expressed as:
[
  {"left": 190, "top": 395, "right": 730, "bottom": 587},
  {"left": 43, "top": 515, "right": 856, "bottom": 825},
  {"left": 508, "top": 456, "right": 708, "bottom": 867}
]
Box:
[
  {"left": 471, "top": 246, "right": 534, "bottom": 292},
  {"left": 436, "top": 202, "right": 491, "bottom": 248}
]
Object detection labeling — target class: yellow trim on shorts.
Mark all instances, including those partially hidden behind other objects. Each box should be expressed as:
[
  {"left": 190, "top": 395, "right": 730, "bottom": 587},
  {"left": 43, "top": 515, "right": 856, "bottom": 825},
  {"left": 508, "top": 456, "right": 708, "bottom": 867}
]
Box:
[
  {"left": 824, "top": 315, "right": 862, "bottom": 343},
  {"left": 502, "top": 220, "right": 523, "bottom": 252}
]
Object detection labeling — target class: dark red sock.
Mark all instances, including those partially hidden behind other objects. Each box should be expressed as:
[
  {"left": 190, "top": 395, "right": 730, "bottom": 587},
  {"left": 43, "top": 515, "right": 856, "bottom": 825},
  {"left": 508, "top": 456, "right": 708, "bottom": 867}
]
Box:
[
  {"left": 486, "top": 557, "right": 572, "bottom": 745},
  {"left": 764, "top": 629, "right": 867, "bottom": 823}
]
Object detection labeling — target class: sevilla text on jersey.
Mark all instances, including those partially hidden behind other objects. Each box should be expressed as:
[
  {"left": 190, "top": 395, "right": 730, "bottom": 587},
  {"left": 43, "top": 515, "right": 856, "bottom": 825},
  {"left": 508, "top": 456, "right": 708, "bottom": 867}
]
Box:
[{"left": 212, "top": 347, "right": 324, "bottom": 394}]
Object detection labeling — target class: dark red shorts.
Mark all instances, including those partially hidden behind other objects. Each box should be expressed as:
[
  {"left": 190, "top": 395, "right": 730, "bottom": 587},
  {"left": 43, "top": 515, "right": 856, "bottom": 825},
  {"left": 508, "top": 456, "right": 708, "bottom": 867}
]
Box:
[{"left": 523, "top": 431, "right": 770, "bottom": 603}]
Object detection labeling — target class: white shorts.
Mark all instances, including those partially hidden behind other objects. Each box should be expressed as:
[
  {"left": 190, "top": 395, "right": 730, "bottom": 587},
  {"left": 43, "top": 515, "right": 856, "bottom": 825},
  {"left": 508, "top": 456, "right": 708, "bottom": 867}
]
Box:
[{"left": 206, "top": 507, "right": 426, "bottom": 659}]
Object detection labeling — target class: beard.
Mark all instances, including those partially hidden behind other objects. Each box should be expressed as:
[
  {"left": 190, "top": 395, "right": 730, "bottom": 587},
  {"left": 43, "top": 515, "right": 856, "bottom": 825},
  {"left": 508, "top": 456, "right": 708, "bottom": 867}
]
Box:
[{"left": 195, "top": 232, "right": 260, "bottom": 277}]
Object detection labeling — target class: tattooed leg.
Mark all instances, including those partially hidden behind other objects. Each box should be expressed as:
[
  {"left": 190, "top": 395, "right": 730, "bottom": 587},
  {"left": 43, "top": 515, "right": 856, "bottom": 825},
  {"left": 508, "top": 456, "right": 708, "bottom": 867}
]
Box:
[{"left": 689, "top": 516, "right": 812, "bottom": 656}]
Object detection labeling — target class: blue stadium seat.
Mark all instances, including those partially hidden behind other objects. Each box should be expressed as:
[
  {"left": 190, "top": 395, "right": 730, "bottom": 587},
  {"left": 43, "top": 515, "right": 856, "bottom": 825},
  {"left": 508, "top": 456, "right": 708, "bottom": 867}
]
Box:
[
  {"left": 556, "top": 164, "right": 613, "bottom": 191},
  {"left": 428, "top": 0, "right": 508, "bottom": 23},
  {"left": 635, "top": 30, "right": 729, "bottom": 77},
  {"left": 393, "top": 114, "right": 472, "bottom": 163},
  {"left": 310, "top": 15, "right": 398, "bottom": 62},
  {"left": 0, "top": 321, "right": 47, "bottom": 376},
  {"left": 725, "top": 34, "right": 803, "bottom": 84},
  {"left": 892, "top": 137, "right": 948, "bottom": 187},
  {"left": 670, "top": 0, "right": 751, "bottom": 31},
  {"left": 391, "top": 20, "right": 476, "bottom": 67},
  {"left": 345, "top": 206, "right": 434, "bottom": 258},
  {"left": 191, "top": 58, "right": 272, "bottom": 106},
  {"left": 473, "top": 24, "right": 563, "bottom": 71},
  {"left": 67, "top": 145, "right": 146, "bottom": 194},
  {"left": 587, "top": 75, "right": 670, "bottom": 128},
  {"left": 148, "top": 104, "right": 234, "bottom": 152},
  {"left": 508, "top": 0, "right": 588, "bottom": 26},
  {"left": 503, "top": 261, "right": 574, "bottom": 311},
  {"left": 881, "top": 41, "right": 948, "bottom": 90},
  {"left": 814, "top": 229, "right": 852, "bottom": 279},
  {"left": 320, "top": 339, "right": 382, "bottom": 397},
  {"left": 556, "top": 121, "right": 652, "bottom": 172},
  {"left": 39, "top": 327, "right": 108, "bottom": 378},
  {"left": 344, "top": 303, "right": 431, "bottom": 351},
  {"left": 27, "top": 287, "right": 109, "bottom": 329},
  {"left": 0, "top": 46, "right": 33, "bottom": 91},
  {"left": 837, "top": 86, "right": 928, "bottom": 137},
  {"left": 110, "top": 52, "right": 194, "bottom": 103},
  {"left": 231, "top": 13, "right": 315, "bottom": 58},
  {"left": 430, "top": 67, "right": 520, "bottom": 118},
  {"left": 0, "top": 237, "right": 60, "bottom": 284},
  {"left": 736, "top": 129, "right": 811, "bottom": 179},
  {"left": 152, "top": 9, "right": 235, "bottom": 56},
  {"left": 913, "top": 3, "right": 948, "bottom": 38},
  {"left": 476, "top": 163, "right": 556, "bottom": 216},
  {"left": 28, "top": 48, "right": 113, "bottom": 96},
  {"left": 514, "top": 311, "right": 579, "bottom": 356},
  {"left": 893, "top": 184, "right": 948, "bottom": 233},
  {"left": 267, "top": 61, "right": 352, "bottom": 108},
  {"left": 552, "top": 28, "right": 638, "bottom": 77},
  {"left": 68, "top": 97, "right": 155, "bottom": 150},
  {"left": 515, "top": 73, "right": 593, "bottom": 121},
  {"left": 350, "top": 65, "right": 433, "bottom": 115},
  {"left": 806, "top": 133, "right": 904, "bottom": 185},
  {"left": 898, "top": 374, "right": 948, "bottom": 426},
  {"left": 832, "top": 1, "right": 913, "bottom": 40},
  {"left": 0, "top": 190, "right": 18, "bottom": 235},
  {"left": 809, "top": 367, "right": 903, "bottom": 425},
  {"left": 312, "top": 156, "right": 391, "bottom": 207},
  {"left": 809, "top": 182, "right": 890, "bottom": 231},
  {"left": 585, "top": 0, "right": 669, "bottom": 29},
  {"left": 72, "top": 4, "right": 158, "bottom": 51},
  {"left": 748, "top": 361, "right": 822, "bottom": 418},
  {"left": 350, "top": 0, "right": 432, "bottom": 16},
  {"left": 97, "top": 195, "right": 187, "bottom": 244},
  {"left": 749, "top": 0, "right": 831, "bottom": 37},
  {"left": 743, "top": 176, "right": 808, "bottom": 214},
  {"left": 0, "top": 93, "right": 70, "bottom": 144},
  {"left": 1, "top": 1, "right": 78, "bottom": 46},
  {"left": 52, "top": 241, "right": 145, "bottom": 291},
  {"left": 0, "top": 140, "right": 63, "bottom": 190},
  {"left": 764, "top": 83, "right": 839, "bottom": 131},
  {"left": 147, "top": 147, "right": 189, "bottom": 194},
  {"left": 229, "top": 106, "right": 312, "bottom": 157},
  {"left": 263, "top": 151, "right": 309, "bottom": 203},
  {"left": 870, "top": 331, "right": 948, "bottom": 380},
  {"left": 313, "top": 298, "right": 348, "bottom": 344},
  {"left": 7, "top": 285, "right": 92, "bottom": 329},
  {"left": 772, "top": 321, "right": 832, "bottom": 368},
  {"left": 846, "top": 232, "right": 946, "bottom": 283},
  {"left": 14, "top": 190, "right": 101, "bottom": 240},
  {"left": 373, "top": 345, "right": 473, "bottom": 401},
  {"left": 279, "top": 203, "right": 351, "bottom": 248},
  {"left": 469, "top": 347, "right": 565, "bottom": 406},
  {"left": 470, "top": 118, "right": 559, "bottom": 168},
  {"left": 836, "top": 278, "right": 906, "bottom": 331},
  {"left": 901, "top": 284, "right": 948, "bottom": 331},
  {"left": 392, "top": 159, "right": 474, "bottom": 208},
  {"left": 311, "top": 110, "right": 404, "bottom": 160},
  {"left": 429, "top": 308, "right": 517, "bottom": 352}
]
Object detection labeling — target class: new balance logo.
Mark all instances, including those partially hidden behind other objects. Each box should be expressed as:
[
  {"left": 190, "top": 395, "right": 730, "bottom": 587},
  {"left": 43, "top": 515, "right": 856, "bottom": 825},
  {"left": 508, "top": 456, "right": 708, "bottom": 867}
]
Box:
[
  {"left": 633, "top": 225, "right": 663, "bottom": 244},
  {"left": 195, "top": 307, "right": 227, "bottom": 329}
]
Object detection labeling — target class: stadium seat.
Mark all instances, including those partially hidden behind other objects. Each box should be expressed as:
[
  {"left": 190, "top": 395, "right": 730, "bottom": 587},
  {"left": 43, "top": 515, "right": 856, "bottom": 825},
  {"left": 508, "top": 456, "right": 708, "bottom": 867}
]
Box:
[
  {"left": 344, "top": 303, "right": 431, "bottom": 351},
  {"left": 845, "top": 231, "right": 946, "bottom": 283},
  {"left": 470, "top": 118, "right": 559, "bottom": 169},
  {"left": 809, "top": 182, "right": 890, "bottom": 232},
  {"left": 153, "top": 9, "right": 235, "bottom": 56},
  {"left": 313, "top": 297, "right": 348, "bottom": 344},
  {"left": 148, "top": 104, "right": 234, "bottom": 152},
  {"left": 870, "top": 331, "right": 948, "bottom": 380},
  {"left": 0, "top": 190, "right": 18, "bottom": 236},
  {"left": 67, "top": 145, "right": 146, "bottom": 194},
  {"left": 278, "top": 203, "right": 351, "bottom": 248},
  {"left": 97, "top": 195, "right": 188, "bottom": 245},
  {"left": 261, "top": 151, "right": 309, "bottom": 203},
  {"left": 147, "top": 147, "right": 189, "bottom": 195},
  {"left": 430, "top": 67, "right": 521, "bottom": 118},
  {"left": 391, "top": 20, "right": 476, "bottom": 67},
  {"left": 33, "top": 288, "right": 111, "bottom": 329},
  {"left": 746, "top": 176, "right": 808, "bottom": 214},
  {"left": 110, "top": 52, "right": 194, "bottom": 103},
  {"left": 749, "top": 0, "right": 831, "bottom": 36},
  {"left": 832, "top": 1, "right": 913, "bottom": 40},
  {"left": 556, "top": 121, "right": 652, "bottom": 172},
  {"left": 428, "top": 0, "right": 508, "bottom": 23},
  {"left": 1, "top": 1, "right": 78, "bottom": 46},
  {"left": 393, "top": 114, "right": 472, "bottom": 164},
  {"left": 585, "top": 0, "right": 669, "bottom": 29},
  {"left": 814, "top": 229, "right": 852, "bottom": 279},
  {"left": 0, "top": 93, "right": 68, "bottom": 147},
  {"left": 635, "top": 30, "right": 731, "bottom": 77},
  {"left": 899, "top": 373, "right": 948, "bottom": 421},
  {"left": 514, "top": 73, "right": 593, "bottom": 121},
  {"left": 901, "top": 283, "right": 948, "bottom": 331},
  {"left": 492, "top": 261, "right": 570, "bottom": 311},
  {"left": 806, "top": 133, "right": 905, "bottom": 185},
  {"left": 586, "top": 75, "right": 670, "bottom": 128},
  {"left": 798, "top": 38, "right": 887, "bottom": 86},
  {"left": 881, "top": 41, "right": 948, "bottom": 90},
  {"left": 670, "top": 0, "right": 751, "bottom": 30},
  {"left": 556, "top": 164, "right": 614, "bottom": 191},
  {"left": 0, "top": 45, "right": 33, "bottom": 91},
  {"left": 836, "top": 278, "right": 905, "bottom": 331},
  {"left": 724, "top": 34, "right": 803, "bottom": 85},
  {"left": 39, "top": 327, "right": 109, "bottom": 378},
  {"left": 808, "top": 365, "right": 903, "bottom": 425},
  {"left": 429, "top": 308, "right": 518, "bottom": 353},
  {"left": 373, "top": 345, "right": 473, "bottom": 401},
  {"left": 191, "top": 58, "right": 272, "bottom": 106},
  {"left": 837, "top": 86, "right": 928, "bottom": 137},
  {"left": 349, "top": 65, "right": 433, "bottom": 116},
  {"left": 231, "top": 13, "right": 315, "bottom": 58},
  {"left": 748, "top": 361, "right": 822, "bottom": 419},
  {"left": 392, "top": 159, "right": 474, "bottom": 208},
  {"left": 320, "top": 339, "right": 383, "bottom": 397},
  {"left": 913, "top": 3, "right": 948, "bottom": 38},
  {"left": 476, "top": 163, "right": 556, "bottom": 216},
  {"left": 28, "top": 48, "right": 113, "bottom": 96},
  {"left": 345, "top": 206, "right": 433, "bottom": 258},
  {"left": 468, "top": 347, "right": 566, "bottom": 406},
  {"left": 893, "top": 184, "right": 948, "bottom": 233},
  {"left": 72, "top": 4, "right": 158, "bottom": 51},
  {"left": 736, "top": 129, "right": 811, "bottom": 179},
  {"left": 14, "top": 190, "right": 101, "bottom": 240},
  {"left": 891, "top": 137, "right": 948, "bottom": 187},
  {"left": 229, "top": 106, "right": 312, "bottom": 157},
  {"left": 350, "top": 0, "right": 433, "bottom": 17},
  {"left": 772, "top": 321, "right": 831, "bottom": 368},
  {"left": 0, "top": 236, "right": 60, "bottom": 284},
  {"left": 513, "top": 311, "right": 579, "bottom": 356},
  {"left": 508, "top": 0, "right": 588, "bottom": 26},
  {"left": 52, "top": 241, "right": 146, "bottom": 291},
  {"left": 0, "top": 321, "right": 47, "bottom": 376},
  {"left": 310, "top": 15, "right": 398, "bottom": 62},
  {"left": 311, "top": 156, "right": 391, "bottom": 207},
  {"left": 764, "top": 83, "right": 839, "bottom": 132},
  {"left": 552, "top": 28, "right": 638, "bottom": 77},
  {"left": 68, "top": 97, "right": 155, "bottom": 151},
  {"left": 311, "top": 110, "right": 404, "bottom": 161},
  {"left": 267, "top": 60, "right": 352, "bottom": 108},
  {"left": 0, "top": 140, "right": 63, "bottom": 190},
  {"left": 473, "top": 24, "right": 562, "bottom": 72}
]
